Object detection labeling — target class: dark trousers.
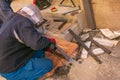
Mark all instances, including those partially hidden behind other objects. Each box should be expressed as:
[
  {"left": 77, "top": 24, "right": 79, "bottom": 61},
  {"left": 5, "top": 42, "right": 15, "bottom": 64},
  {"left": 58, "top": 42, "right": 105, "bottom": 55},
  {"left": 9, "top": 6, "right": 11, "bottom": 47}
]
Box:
[{"left": 1, "top": 50, "right": 53, "bottom": 80}]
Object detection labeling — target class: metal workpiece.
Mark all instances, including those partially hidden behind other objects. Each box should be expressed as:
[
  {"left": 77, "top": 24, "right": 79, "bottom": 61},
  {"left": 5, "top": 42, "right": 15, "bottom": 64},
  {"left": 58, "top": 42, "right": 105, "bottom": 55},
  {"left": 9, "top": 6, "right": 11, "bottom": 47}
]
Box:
[
  {"left": 89, "top": 32, "right": 111, "bottom": 54},
  {"left": 68, "top": 29, "right": 102, "bottom": 64},
  {"left": 53, "top": 19, "right": 68, "bottom": 30},
  {"left": 62, "top": 5, "right": 81, "bottom": 15},
  {"left": 82, "top": 0, "right": 96, "bottom": 29},
  {"left": 60, "top": 0, "right": 76, "bottom": 7},
  {"left": 56, "top": 45, "right": 73, "bottom": 62}
]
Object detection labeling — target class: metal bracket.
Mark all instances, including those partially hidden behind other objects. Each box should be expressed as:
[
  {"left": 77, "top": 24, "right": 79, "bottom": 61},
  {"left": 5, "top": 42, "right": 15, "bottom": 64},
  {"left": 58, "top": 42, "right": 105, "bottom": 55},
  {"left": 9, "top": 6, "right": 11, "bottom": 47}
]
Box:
[{"left": 59, "top": 0, "right": 76, "bottom": 7}]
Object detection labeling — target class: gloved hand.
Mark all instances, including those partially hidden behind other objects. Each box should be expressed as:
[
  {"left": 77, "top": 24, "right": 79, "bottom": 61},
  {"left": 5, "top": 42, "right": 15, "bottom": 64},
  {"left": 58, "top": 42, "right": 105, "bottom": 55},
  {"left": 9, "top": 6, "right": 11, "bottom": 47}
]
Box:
[{"left": 45, "top": 38, "right": 57, "bottom": 53}]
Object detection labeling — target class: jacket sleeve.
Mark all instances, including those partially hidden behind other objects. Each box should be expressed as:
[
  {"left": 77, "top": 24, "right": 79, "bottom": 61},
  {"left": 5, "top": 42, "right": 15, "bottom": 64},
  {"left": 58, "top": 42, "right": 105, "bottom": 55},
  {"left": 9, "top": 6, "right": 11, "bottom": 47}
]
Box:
[{"left": 15, "top": 19, "right": 51, "bottom": 50}]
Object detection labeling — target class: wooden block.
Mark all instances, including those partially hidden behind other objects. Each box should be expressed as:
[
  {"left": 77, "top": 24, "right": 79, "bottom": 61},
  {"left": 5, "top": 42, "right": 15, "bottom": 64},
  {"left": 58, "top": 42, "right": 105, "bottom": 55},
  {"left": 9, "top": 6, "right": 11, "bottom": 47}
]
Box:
[
  {"left": 56, "top": 39, "right": 78, "bottom": 55},
  {"left": 45, "top": 39, "right": 78, "bottom": 77}
]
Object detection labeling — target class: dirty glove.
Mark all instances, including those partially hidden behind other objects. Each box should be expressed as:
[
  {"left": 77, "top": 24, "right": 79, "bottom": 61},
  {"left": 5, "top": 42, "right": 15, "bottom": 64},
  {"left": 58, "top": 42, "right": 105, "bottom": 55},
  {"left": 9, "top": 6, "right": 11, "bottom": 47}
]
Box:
[{"left": 44, "top": 38, "right": 57, "bottom": 53}]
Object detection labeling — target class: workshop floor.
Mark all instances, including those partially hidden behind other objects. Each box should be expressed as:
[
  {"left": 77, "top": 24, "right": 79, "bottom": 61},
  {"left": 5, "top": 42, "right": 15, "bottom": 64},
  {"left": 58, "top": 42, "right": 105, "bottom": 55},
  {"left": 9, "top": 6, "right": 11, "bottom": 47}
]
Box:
[{"left": 0, "top": 0, "right": 120, "bottom": 80}]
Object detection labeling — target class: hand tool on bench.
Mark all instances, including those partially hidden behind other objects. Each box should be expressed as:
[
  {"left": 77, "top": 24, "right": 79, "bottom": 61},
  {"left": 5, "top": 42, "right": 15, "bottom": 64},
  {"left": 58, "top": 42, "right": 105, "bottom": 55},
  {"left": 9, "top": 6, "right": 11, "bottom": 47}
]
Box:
[
  {"left": 62, "top": 5, "right": 81, "bottom": 15},
  {"left": 68, "top": 29, "right": 102, "bottom": 64}
]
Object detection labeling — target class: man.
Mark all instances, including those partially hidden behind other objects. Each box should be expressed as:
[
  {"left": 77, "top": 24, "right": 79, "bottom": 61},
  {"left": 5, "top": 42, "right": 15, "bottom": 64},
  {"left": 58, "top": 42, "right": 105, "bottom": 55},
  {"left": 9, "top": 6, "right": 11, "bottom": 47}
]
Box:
[{"left": 0, "top": 4, "right": 56, "bottom": 80}]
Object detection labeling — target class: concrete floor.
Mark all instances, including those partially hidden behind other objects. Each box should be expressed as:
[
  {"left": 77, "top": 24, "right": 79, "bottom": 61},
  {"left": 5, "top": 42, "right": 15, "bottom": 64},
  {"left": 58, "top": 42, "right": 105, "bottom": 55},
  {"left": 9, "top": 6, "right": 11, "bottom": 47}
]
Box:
[{"left": 1, "top": 0, "right": 120, "bottom": 80}]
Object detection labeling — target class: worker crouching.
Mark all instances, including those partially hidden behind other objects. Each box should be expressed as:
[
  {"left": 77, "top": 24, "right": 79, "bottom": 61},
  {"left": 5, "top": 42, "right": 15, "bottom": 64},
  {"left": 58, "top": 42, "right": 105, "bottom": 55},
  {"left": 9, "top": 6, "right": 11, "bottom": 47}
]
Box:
[{"left": 0, "top": 4, "right": 56, "bottom": 80}]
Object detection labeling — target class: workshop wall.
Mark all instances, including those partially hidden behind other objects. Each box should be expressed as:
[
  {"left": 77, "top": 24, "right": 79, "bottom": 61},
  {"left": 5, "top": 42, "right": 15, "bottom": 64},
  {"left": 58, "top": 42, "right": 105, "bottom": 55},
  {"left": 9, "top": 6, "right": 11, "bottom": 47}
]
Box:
[
  {"left": 92, "top": 0, "right": 120, "bottom": 30},
  {"left": 11, "top": 0, "right": 32, "bottom": 11}
]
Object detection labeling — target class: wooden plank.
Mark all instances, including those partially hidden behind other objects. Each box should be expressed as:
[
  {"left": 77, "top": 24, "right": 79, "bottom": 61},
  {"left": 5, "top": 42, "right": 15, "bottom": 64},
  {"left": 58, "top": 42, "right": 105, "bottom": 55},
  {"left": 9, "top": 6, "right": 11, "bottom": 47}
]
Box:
[{"left": 82, "top": 0, "right": 96, "bottom": 29}]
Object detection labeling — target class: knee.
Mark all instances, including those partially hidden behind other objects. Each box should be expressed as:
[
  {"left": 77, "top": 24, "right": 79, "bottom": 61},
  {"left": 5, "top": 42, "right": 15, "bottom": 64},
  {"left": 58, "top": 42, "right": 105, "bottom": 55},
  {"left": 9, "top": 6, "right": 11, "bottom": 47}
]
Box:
[
  {"left": 45, "top": 59, "right": 53, "bottom": 71},
  {"left": 31, "top": 58, "right": 54, "bottom": 72}
]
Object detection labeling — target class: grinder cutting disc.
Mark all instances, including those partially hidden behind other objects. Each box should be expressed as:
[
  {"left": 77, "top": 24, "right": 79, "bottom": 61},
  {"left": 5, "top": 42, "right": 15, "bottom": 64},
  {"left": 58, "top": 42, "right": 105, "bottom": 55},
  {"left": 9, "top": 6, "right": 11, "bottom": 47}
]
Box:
[{"left": 34, "top": 0, "right": 51, "bottom": 10}]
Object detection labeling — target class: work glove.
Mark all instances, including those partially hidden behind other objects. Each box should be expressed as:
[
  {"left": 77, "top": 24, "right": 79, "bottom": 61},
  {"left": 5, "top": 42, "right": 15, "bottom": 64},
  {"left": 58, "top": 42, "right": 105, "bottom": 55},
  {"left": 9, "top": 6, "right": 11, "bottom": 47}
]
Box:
[{"left": 44, "top": 38, "right": 57, "bottom": 53}]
